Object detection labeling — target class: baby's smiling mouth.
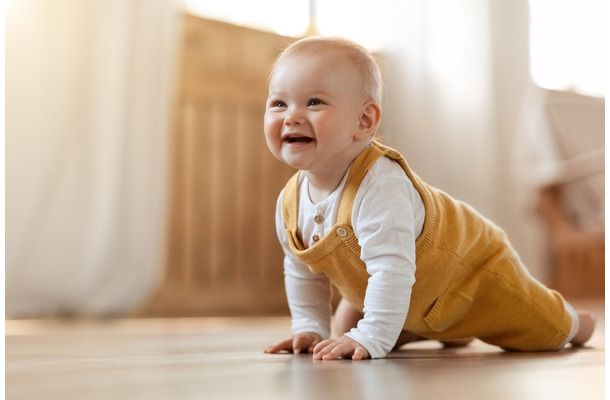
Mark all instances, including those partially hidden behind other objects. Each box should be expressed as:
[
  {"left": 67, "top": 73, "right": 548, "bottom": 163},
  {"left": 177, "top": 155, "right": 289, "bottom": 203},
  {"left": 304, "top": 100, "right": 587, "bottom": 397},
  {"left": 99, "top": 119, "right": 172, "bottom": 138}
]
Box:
[{"left": 285, "top": 136, "right": 314, "bottom": 144}]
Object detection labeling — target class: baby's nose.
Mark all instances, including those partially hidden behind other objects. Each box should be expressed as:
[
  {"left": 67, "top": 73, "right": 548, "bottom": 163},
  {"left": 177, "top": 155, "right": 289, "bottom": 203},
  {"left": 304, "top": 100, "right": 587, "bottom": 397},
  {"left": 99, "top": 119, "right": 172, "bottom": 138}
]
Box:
[{"left": 285, "top": 106, "right": 305, "bottom": 125}]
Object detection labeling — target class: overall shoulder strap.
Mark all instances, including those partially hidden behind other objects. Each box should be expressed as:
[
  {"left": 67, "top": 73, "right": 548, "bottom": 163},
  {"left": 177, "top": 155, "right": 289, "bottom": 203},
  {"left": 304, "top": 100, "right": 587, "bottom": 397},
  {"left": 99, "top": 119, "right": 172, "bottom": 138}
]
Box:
[{"left": 281, "top": 171, "right": 301, "bottom": 233}]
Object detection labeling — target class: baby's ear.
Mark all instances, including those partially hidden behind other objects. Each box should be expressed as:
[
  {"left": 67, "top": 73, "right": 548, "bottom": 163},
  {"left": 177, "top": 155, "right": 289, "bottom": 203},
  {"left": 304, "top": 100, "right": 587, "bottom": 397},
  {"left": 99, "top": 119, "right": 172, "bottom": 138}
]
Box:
[{"left": 356, "top": 101, "right": 381, "bottom": 139}]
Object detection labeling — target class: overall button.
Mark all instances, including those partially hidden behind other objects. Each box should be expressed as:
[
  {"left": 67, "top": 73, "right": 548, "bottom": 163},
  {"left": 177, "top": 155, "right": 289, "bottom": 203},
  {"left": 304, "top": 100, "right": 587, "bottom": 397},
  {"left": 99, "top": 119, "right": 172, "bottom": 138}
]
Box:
[
  {"left": 312, "top": 234, "right": 320, "bottom": 242},
  {"left": 336, "top": 227, "right": 348, "bottom": 237},
  {"left": 313, "top": 214, "right": 324, "bottom": 224}
]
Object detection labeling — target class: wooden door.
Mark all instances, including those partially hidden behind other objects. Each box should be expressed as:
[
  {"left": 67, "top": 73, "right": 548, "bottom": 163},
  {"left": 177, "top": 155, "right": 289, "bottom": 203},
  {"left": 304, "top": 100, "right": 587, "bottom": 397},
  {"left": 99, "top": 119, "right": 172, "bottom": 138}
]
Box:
[{"left": 140, "top": 15, "right": 297, "bottom": 316}]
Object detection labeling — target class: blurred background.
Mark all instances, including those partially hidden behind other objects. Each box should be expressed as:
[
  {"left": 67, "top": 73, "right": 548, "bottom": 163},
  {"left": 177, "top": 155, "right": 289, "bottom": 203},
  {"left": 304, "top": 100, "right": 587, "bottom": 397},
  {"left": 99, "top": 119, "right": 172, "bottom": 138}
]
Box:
[{"left": 5, "top": 0, "right": 605, "bottom": 318}]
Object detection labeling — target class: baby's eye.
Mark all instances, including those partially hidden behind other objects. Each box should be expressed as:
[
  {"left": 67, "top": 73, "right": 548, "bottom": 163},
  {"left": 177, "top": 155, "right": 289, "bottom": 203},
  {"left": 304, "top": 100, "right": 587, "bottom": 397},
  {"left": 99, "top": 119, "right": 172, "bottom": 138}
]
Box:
[
  {"left": 307, "top": 98, "right": 324, "bottom": 106},
  {"left": 269, "top": 99, "right": 286, "bottom": 108}
]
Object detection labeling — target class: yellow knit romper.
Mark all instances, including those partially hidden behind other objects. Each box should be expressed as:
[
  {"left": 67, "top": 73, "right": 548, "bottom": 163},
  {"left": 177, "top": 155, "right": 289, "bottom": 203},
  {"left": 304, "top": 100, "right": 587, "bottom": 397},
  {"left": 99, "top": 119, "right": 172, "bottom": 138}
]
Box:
[{"left": 281, "top": 142, "right": 573, "bottom": 351}]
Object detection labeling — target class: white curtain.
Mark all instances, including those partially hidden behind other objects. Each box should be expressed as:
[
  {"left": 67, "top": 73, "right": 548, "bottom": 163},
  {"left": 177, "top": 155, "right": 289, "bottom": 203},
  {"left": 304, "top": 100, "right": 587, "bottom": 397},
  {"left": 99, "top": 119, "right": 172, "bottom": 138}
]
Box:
[
  {"left": 6, "top": 0, "right": 181, "bottom": 316},
  {"left": 370, "top": 0, "right": 551, "bottom": 278}
]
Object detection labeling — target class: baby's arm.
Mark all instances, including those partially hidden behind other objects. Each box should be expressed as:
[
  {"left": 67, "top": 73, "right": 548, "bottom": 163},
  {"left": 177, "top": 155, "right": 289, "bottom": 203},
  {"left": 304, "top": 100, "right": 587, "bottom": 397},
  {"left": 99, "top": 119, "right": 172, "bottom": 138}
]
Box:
[
  {"left": 327, "top": 172, "right": 420, "bottom": 359},
  {"left": 264, "top": 257, "right": 332, "bottom": 354},
  {"left": 308, "top": 255, "right": 413, "bottom": 360},
  {"left": 265, "top": 193, "right": 333, "bottom": 354}
]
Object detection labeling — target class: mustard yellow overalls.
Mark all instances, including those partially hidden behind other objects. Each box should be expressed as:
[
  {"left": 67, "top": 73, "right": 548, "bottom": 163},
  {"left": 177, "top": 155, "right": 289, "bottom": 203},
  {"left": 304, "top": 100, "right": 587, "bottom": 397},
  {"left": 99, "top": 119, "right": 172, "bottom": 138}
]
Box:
[{"left": 281, "top": 142, "right": 572, "bottom": 351}]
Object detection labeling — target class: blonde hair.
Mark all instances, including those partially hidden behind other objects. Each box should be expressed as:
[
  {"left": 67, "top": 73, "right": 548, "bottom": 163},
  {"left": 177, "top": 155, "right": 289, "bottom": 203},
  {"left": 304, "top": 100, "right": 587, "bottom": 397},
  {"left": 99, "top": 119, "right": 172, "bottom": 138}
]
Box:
[{"left": 270, "top": 36, "right": 384, "bottom": 106}]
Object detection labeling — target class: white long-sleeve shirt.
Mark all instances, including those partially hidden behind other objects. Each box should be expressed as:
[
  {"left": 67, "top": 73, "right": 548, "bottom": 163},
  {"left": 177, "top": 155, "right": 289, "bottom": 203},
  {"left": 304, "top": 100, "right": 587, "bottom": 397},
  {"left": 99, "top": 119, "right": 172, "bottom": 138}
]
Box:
[{"left": 275, "top": 156, "right": 425, "bottom": 358}]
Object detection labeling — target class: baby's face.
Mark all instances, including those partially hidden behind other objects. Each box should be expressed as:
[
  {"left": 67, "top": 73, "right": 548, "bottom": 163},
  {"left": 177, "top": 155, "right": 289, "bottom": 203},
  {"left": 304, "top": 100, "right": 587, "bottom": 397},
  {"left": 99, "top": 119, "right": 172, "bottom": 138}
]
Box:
[{"left": 264, "top": 50, "right": 367, "bottom": 175}]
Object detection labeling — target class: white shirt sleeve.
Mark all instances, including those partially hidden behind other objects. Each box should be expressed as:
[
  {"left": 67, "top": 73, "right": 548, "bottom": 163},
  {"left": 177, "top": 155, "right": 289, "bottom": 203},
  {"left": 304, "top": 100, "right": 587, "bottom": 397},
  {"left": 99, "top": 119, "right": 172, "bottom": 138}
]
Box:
[
  {"left": 343, "top": 159, "right": 421, "bottom": 358},
  {"left": 275, "top": 192, "right": 333, "bottom": 340}
]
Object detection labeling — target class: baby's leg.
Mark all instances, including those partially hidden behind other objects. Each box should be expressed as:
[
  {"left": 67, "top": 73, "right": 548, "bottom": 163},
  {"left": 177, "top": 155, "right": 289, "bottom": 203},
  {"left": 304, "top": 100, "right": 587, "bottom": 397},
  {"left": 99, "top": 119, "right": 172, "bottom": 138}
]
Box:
[
  {"left": 332, "top": 298, "right": 363, "bottom": 336},
  {"left": 333, "top": 299, "right": 427, "bottom": 348},
  {"left": 394, "top": 332, "right": 473, "bottom": 349}
]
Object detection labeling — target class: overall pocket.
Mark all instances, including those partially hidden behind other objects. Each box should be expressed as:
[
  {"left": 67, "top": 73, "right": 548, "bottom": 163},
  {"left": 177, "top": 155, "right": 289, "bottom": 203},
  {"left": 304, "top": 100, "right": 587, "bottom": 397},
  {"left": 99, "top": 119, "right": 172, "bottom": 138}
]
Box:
[{"left": 423, "top": 288, "right": 473, "bottom": 333}]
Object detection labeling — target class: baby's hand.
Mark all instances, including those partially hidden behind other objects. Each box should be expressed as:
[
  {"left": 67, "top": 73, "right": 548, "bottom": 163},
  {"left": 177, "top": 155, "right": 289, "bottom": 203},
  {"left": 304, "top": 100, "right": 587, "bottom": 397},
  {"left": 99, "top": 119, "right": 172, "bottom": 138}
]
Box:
[
  {"left": 313, "top": 336, "right": 370, "bottom": 361},
  {"left": 264, "top": 332, "right": 323, "bottom": 355}
]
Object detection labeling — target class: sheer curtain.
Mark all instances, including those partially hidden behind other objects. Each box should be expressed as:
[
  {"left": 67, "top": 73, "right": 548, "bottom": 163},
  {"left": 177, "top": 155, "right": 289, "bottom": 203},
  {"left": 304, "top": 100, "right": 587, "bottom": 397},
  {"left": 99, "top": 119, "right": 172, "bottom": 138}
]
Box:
[
  {"left": 371, "top": 0, "right": 549, "bottom": 278},
  {"left": 6, "top": 0, "right": 181, "bottom": 316}
]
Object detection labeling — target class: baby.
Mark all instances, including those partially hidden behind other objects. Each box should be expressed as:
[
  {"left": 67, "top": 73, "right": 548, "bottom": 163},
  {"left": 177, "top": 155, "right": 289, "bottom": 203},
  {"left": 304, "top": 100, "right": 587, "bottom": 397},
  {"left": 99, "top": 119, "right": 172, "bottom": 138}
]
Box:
[{"left": 262, "top": 36, "right": 595, "bottom": 360}]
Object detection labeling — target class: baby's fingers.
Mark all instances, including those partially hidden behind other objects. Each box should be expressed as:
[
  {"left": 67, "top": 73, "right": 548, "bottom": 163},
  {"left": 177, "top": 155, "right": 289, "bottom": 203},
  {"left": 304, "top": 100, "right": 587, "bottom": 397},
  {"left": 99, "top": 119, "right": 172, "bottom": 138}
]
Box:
[
  {"left": 312, "top": 339, "right": 342, "bottom": 360},
  {"left": 312, "top": 338, "right": 370, "bottom": 360},
  {"left": 351, "top": 346, "right": 368, "bottom": 361},
  {"left": 264, "top": 338, "right": 294, "bottom": 354},
  {"left": 313, "top": 339, "right": 333, "bottom": 354}
]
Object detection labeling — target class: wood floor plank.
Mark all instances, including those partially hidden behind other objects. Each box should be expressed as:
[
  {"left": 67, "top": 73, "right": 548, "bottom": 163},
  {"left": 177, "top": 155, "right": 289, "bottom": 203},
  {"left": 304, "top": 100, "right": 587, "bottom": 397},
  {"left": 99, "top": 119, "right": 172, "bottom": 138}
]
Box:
[{"left": 5, "top": 302, "right": 604, "bottom": 400}]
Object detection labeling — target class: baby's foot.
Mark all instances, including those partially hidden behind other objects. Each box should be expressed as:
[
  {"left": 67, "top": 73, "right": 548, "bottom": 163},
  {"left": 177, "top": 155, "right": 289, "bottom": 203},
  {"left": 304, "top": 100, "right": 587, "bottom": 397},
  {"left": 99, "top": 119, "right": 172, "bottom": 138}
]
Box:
[{"left": 570, "top": 311, "right": 596, "bottom": 346}]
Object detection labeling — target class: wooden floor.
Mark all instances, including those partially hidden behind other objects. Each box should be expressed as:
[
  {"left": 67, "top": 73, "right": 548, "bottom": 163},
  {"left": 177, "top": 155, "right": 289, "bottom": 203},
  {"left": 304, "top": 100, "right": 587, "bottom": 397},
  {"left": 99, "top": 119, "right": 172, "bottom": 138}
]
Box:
[{"left": 5, "top": 300, "right": 605, "bottom": 400}]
